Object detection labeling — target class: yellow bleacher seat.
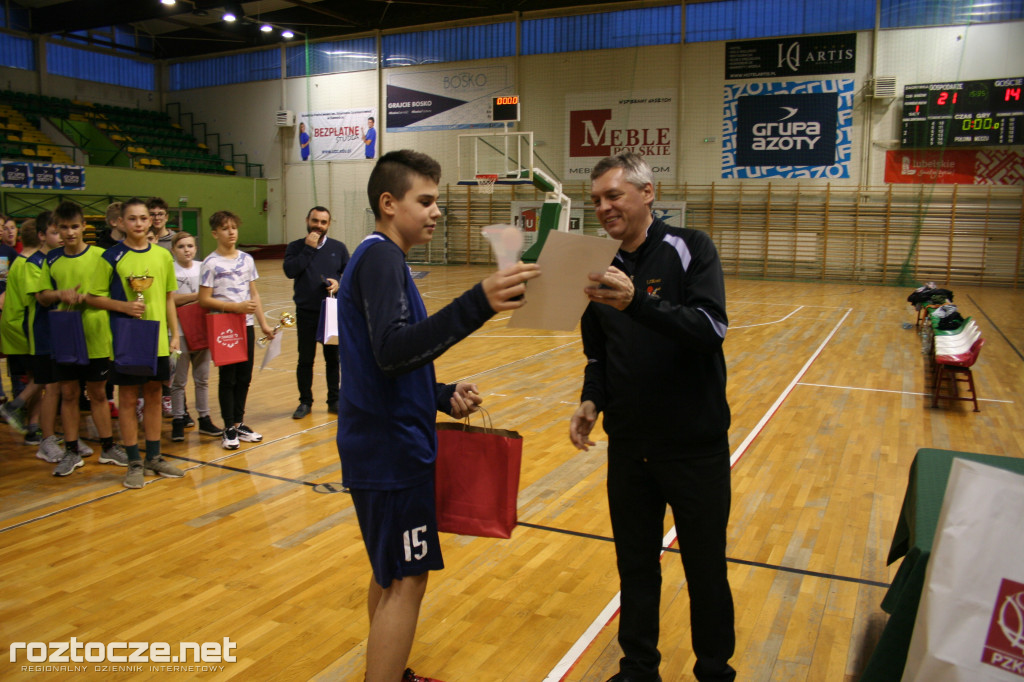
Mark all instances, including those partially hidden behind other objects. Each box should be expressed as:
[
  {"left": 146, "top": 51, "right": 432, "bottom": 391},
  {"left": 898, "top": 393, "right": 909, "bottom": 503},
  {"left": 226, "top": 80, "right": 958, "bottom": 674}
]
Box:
[{"left": 22, "top": 148, "right": 36, "bottom": 156}]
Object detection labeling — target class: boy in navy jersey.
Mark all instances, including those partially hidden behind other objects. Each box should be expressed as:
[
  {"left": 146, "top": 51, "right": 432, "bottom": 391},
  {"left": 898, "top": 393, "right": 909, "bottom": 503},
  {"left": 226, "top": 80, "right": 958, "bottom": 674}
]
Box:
[{"left": 337, "top": 149, "right": 539, "bottom": 682}]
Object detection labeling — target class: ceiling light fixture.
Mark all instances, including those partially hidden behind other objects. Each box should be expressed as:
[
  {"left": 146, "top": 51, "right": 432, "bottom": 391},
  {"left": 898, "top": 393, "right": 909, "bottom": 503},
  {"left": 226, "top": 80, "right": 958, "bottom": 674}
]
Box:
[
  {"left": 260, "top": 24, "right": 273, "bottom": 33},
  {"left": 281, "top": 30, "right": 294, "bottom": 39},
  {"left": 223, "top": 11, "right": 237, "bottom": 21},
  {"left": 160, "top": 0, "right": 176, "bottom": 5}
]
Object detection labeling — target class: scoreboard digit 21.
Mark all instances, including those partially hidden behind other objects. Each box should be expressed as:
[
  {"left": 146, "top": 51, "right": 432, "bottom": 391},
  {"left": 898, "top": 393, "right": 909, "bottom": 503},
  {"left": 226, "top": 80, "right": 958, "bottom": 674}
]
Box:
[{"left": 901, "top": 77, "right": 1023, "bottom": 148}]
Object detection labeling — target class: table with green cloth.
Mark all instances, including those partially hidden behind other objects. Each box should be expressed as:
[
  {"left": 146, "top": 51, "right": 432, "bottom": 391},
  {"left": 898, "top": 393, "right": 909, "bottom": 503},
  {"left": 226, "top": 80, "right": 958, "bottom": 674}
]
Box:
[{"left": 860, "top": 448, "right": 1024, "bottom": 681}]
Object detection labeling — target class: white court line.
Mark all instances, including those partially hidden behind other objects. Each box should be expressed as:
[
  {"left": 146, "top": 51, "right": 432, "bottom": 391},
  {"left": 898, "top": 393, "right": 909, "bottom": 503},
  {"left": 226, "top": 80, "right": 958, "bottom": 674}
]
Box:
[
  {"left": 797, "top": 382, "right": 1014, "bottom": 404},
  {"left": 543, "top": 528, "right": 677, "bottom": 682},
  {"left": 731, "top": 306, "right": 803, "bottom": 330},
  {"left": 544, "top": 307, "right": 853, "bottom": 681}
]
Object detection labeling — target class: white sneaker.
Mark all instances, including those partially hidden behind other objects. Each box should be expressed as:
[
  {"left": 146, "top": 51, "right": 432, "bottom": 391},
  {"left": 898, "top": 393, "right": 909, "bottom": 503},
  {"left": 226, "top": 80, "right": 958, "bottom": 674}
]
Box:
[
  {"left": 78, "top": 441, "right": 94, "bottom": 457},
  {"left": 236, "top": 424, "right": 263, "bottom": 442},
  {"left": 36, "top": 435, "right": 64, "bottom": 463},
  {"left": 222, "top": 426, "right": 240, "bottom": 450}
]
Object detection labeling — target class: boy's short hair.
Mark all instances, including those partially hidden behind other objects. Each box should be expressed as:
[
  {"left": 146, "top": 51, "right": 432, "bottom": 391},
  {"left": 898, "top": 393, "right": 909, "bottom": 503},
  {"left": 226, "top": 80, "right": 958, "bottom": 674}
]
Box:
[
  {"left": 146, "top": 196, "right": 169, "bottom": 212},
  {"left": 105, "top": 202, "right": 122, "bottom": 226},
  {"left": 20, "top": 219, "right": 40, "bottom": 247},
  {"left": 35, "top": 210, "right": 53, "bottom": 237},
  {"left": 209, "top": 210, "right": 241, "bottom": 230},
  {"left": 367, "top": 150, "right": 441, "bottom": 220},
  {"left": 171, "top": 231, "right": 195, "bottom": 247},
  {"left": 53, "top": 200, "right": 83, "bottom": 223},
  {"left": 121, "top": 197, "right": 148, "bottom": 218}
]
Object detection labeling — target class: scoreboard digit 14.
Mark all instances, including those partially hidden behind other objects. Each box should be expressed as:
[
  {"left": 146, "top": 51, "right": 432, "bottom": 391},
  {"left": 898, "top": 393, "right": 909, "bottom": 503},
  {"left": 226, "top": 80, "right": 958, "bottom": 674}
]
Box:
[{"left": 900, "top": 77, "right": 1023, "bottom": 148}]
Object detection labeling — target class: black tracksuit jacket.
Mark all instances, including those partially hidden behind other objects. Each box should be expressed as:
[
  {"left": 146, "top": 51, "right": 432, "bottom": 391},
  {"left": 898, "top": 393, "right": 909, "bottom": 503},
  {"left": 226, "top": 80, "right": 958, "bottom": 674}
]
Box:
[{"left": 580, "top": 218, "right": 731, "bottom": 458}]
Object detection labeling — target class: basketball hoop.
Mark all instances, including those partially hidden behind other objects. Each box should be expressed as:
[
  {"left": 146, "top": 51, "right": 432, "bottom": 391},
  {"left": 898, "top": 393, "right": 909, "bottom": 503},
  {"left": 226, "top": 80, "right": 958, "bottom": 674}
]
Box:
[{"left": 476, "top": 174, "right": 498, "bottom": 194}]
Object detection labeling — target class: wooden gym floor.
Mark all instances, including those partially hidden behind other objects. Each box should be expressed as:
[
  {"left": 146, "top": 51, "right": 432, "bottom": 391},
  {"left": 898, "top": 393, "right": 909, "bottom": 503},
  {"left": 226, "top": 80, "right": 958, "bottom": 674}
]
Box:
[{"left": 1, "top": 262, "right": 1022, "bottom": 681}]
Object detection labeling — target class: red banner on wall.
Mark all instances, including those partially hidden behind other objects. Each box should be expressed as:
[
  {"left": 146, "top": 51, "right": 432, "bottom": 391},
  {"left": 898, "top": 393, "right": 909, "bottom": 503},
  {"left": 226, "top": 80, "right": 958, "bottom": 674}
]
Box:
[{"left": 885, "top": 150, "right": 1024, "bottom": 185}]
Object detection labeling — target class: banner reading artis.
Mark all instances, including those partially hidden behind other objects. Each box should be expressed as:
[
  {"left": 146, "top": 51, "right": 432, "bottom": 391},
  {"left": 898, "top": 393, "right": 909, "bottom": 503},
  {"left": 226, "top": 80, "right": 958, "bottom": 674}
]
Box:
[
  {"left": 885, "top": 149, "right": 1024, "bottom": 185},
  {"left": 565, "top": 90, "right": 677, "bottom": 182},
  {"left": 295, "top": 108, "right": 378, "bottom": 162}
]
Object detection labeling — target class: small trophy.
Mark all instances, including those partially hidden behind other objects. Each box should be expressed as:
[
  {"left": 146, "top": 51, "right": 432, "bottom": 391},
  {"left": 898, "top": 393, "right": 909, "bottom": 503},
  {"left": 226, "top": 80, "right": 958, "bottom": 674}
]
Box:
[
  {"left": 257, "top": 311, "right": 296, "bottom": 347},
  {"left": 126, "top": 272, "right": 153, "bottom": 302}
]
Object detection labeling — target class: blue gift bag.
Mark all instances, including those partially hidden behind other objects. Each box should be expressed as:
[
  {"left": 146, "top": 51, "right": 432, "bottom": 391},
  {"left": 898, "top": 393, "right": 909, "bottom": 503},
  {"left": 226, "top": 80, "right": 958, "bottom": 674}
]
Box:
[
  {"left": 48, "top": 310, "right": 90, "bottom": 366},
  {"left": 112, "top": 317, "right": 160, "bottom": 376}
]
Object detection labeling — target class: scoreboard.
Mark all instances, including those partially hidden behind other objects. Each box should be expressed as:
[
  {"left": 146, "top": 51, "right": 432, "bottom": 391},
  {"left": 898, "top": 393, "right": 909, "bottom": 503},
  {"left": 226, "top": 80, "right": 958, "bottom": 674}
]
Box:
[{"left": 901, "top": 77, "right": 1023, "bottom": 148}]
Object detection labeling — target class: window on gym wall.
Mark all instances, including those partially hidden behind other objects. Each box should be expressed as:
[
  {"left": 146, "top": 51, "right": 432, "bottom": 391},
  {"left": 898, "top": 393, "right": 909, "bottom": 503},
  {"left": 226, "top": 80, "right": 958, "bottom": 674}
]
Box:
[
  {"left": 0, "top": 3, "right": 30, "bottom": 30},
  {"left": 521, "top": 6, "right": 681, "bottom": 55},
  {"left": 46, "top": 42, "right": 155, "bottom": 90},
  {"left": 381, "top": 22, "right": 515, "bottom": 67},
  {"left": 881, "top": 0, "right": 1024, "bottom": 27},
  {"left": 0, "top": 33, "right": 34, "bottom": 71},
  {"left": 285, "top": 37, "right": 377, "bottom": 77},
  {"left": 685, "top": 0, "right": 874, "bottom": 42},
  {"left": 168, "top": 49, "right": 281, "bottom": 90}
]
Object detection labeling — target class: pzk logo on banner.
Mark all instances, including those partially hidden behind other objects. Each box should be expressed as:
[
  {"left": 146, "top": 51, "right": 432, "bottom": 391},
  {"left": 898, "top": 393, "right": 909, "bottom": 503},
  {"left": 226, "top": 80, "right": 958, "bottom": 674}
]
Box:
[
  {"left": 217, "top": 328, "right": 243, "bottom": 349},
  {"left": 736, "top": 93, "right": 837, "bottom": 168},
  {"left": 982, "top": 578, "right": 1024, "bottom": 677}
]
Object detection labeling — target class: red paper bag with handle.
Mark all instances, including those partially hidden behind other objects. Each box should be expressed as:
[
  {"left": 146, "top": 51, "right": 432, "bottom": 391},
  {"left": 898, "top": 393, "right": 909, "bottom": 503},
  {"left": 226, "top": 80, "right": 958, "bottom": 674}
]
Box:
[
  {"left": 176, "top": 303, "right": 209, "bottom": 351},
  {"left": 205, "top": 312, "right": 248, "bottom": 366},
  {"left": 434, "top": 412, "right": 522, "bottom": 539}
]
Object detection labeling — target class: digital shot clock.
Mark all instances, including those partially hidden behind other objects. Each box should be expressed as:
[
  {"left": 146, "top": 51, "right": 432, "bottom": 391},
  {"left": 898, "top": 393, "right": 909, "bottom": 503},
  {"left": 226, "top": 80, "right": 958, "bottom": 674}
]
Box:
[{"left": 900, "top": 77, "right": 1023, "bottom": 148}]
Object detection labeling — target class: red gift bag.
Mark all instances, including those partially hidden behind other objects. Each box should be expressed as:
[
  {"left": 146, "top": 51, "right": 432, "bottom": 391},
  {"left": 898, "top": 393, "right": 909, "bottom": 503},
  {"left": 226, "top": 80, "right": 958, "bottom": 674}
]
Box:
[
  {"left": 205, "top": 312, "right": 248, "bottom": 366},
  {"left": 434, "top": 416, "right": 522, "bottom": 539},
  {"left": 176, "top": 303, "right": 208, "bottom": 351}
]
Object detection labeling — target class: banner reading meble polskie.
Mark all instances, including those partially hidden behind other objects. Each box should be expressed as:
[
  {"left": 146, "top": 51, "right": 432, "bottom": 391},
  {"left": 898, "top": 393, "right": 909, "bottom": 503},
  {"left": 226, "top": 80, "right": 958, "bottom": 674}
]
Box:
[
  {"left": 296, "top": 108, "right": 377, "bottom": 162},
  {"left": 565, "top": 90, "right": 677, "bottom": 182}
]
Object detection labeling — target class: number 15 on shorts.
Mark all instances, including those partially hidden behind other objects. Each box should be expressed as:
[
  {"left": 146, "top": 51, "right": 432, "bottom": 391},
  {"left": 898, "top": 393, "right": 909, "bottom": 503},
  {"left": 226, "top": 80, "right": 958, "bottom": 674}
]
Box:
[{"left": 403, "top": 525, "right": 428, "bottom": 561}]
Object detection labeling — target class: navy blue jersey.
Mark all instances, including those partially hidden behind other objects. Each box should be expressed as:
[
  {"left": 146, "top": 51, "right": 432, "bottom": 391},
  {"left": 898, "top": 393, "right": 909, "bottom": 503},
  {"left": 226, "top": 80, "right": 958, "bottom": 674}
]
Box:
[{"left": 337, "top": 233, "right": 493, "bottom": 490}]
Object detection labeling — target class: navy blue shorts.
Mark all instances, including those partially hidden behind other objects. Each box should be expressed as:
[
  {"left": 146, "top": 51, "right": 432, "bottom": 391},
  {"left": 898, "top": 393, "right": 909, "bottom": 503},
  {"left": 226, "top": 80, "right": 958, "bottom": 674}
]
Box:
[
  {"left": 113, "top": 355, "right": 171, "bottom": 386},
  {"left": 351, "top": 479, "right": 444, "bottom": 588}
]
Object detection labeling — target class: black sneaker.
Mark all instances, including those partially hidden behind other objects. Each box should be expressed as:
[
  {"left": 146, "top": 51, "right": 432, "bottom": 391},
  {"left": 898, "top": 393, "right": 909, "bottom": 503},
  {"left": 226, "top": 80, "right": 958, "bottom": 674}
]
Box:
[
  {"left": 197, "top": 416, "right": 223, "bottom": 437},
  {"left": 171, "top": 418, "right": 186, "bottom": 442},
  {"left": 183, "top": 411, "right": 195, "bottom": 428},
  {"left": 23, "top": 427, "right": 43, "bottom": 445}
]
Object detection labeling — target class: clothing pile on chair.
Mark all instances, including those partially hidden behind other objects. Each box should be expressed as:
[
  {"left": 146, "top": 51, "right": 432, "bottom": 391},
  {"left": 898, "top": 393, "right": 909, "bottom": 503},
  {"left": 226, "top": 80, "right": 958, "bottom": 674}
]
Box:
[
  {"left": 907, "top": 282, "right": 954, "bottom": 307},
  {"left": 930, "top": 304, "right": 964, "bottom": 330}
]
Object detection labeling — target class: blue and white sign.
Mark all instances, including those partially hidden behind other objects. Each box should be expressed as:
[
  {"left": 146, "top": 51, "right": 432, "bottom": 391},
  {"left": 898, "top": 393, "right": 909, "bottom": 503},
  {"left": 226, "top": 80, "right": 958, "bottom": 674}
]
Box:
[
  {"left": 722, "top": 79, "right": 853, "bottom": 179},
  {"left": 386, "top": 66, "right": 512, "bottom": 132},
  {"left": 1, "top": 161, "right": 85, "bottom": 190}
]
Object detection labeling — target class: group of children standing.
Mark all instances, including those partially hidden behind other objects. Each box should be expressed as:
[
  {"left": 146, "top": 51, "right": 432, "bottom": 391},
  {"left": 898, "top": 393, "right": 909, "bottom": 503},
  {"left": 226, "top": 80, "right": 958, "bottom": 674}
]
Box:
[{"left": 0, "top": 198, "right": 274, "bottom": 488}]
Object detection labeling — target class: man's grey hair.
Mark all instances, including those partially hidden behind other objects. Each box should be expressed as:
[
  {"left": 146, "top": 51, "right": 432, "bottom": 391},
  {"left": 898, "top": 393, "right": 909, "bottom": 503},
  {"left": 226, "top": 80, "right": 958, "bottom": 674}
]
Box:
[{"left": 590, "top": 152, "right": 654, "bottom": 190}]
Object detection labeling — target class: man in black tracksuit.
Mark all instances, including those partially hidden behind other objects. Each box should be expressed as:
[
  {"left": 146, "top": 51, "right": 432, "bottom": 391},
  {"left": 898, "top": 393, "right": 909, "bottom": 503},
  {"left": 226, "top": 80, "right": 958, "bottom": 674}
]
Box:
[
  {"left": 570, "top": 152, "right": 735, "bottom": 682},
  {"left": 283, "top": 206, "right": 350, "bottom": 418}
]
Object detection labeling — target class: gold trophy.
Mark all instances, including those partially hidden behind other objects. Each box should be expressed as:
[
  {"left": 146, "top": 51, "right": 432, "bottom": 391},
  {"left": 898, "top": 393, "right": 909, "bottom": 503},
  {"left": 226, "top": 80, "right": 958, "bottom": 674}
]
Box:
[
  {"left": 257, "top": 311, "right": 296, "bottom": 347},
  {"left": 126, "top": 272, "right": 153, "bottom": 304}
]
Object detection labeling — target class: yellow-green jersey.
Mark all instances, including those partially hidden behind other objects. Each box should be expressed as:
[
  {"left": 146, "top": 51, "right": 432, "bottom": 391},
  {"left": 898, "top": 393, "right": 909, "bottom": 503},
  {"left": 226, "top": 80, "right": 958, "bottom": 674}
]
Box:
[
  {"left": 43, "top": 245, "right": 112, "bottom": 360},
  {"left": 100, "top": 243, "right": 176, "bottom": 357},
  {"left": 0, "top": 253, "right": 30, "bottom": 355}
]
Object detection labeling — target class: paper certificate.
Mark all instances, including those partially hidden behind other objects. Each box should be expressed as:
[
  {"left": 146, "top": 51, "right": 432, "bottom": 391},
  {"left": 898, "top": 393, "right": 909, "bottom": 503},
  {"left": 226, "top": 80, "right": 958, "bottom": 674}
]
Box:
[
  {"left": 260, "top": 332, "right": 283, "bottom": 370},
  {"left": 509, "top": 230, "right": 621, "bottom": 331}
]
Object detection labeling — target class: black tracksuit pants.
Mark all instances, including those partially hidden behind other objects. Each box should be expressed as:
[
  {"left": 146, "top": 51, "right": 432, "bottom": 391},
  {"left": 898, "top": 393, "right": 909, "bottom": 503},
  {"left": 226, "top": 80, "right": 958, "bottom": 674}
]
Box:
[{"left": 607, "top": 443, "right": 736, "bottom": 682}]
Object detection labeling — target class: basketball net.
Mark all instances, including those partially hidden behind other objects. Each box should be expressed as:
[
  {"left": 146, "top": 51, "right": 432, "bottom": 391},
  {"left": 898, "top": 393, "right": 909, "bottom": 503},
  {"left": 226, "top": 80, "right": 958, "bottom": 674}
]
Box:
[{"left": 476, "top": 174, "right": 498, "bottom": 194}]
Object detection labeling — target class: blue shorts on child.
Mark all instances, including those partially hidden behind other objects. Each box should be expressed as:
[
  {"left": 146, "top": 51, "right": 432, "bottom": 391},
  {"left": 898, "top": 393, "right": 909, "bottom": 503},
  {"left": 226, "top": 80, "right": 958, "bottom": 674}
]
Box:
[{"left": 350, "top": 478, "right": 444, "bottom": 588}]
